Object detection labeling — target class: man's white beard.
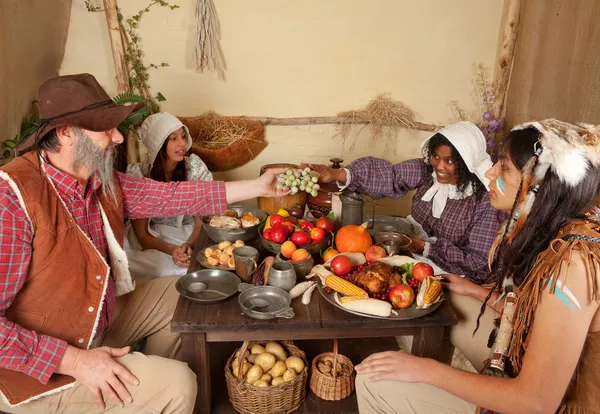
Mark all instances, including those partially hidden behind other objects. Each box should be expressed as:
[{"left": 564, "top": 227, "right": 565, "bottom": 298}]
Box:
[{"left": 71, "top": 127, "right": 118, "bottom": 202}]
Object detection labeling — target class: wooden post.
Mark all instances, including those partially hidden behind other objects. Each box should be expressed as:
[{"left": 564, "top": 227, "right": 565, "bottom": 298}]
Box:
[
  {"left": 103, "top": 0, "right": 139, "bottom": 164},
  {"left": 491, "top": 0, "right": 521, "bottom": 119}
]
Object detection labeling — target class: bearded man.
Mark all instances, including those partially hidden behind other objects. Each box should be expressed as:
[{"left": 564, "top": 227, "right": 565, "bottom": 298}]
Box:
[{"left": 0, "top": 73, "right": 285, "bottom": 414}]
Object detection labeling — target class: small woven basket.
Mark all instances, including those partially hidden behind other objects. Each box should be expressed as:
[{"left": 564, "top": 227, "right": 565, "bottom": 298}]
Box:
[
  {"left": 309, "top": 339, "right": 355, "bottom": 401},
  {"left": 225, "top": 340, "right": 308, "bottom": 414}
]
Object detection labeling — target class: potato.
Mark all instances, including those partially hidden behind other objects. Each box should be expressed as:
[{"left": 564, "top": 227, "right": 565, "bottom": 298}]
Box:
[
  {"left": 247, "top": 354, "right": 258, "bottom": 364},
  {"left": 254, "top": 352, "right": 276, "bottom": 372},
  {"left": 235, "top": 350, "right": 248, "bottom": 360},
  {"left": 207, "top": 257, "right": 219, "bottom": 266},
  {"left": 265, "top": 342, "right": 287, "bottom": 361},
  {"left": 234, "top": 240, "right": 245, "bottom": 247},
  {"left": 218, "top": 240, "right": 232, "bottom": 250},
  {"left": 251, "top": 344, "right": 266, "bottom": 355},
  {"left": 271, "top": 376, "right": 284, "bottom": 386},
  {"left": 269, "top": 361, "right": 287, "bottom": 378},
  {"left": 245, "top": 364, "right": 263, "bottom": 385},
  {"left": 253, "top": 380, "right": 269, "bottom": 388},
  {"left": 260, "top": 373, "right": 272, "bottom": 383},
  {"left": 232, "top": 361, "right": 251, "bottom": 379},
  {"left": 282, "top": 369, "right": 297, "bottom": 382},
  {"left": 285, "top": 356, "right": 305, "bottom": 374}
]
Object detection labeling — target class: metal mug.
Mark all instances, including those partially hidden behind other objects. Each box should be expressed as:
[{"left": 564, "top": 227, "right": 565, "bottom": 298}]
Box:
[
  {"left": 233, "top": 246, "right": 259, "bottom": 283},
  {"left": 379, "top": 240, "right": 400, "bottom": 256},
  {"left": 267, "top": 261, "right": 297, "bottom": 291}
]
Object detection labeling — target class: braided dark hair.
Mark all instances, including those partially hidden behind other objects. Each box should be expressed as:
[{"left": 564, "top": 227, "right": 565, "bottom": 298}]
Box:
[{"left": 424, "top": 133, "right": 487, "bottom": 200}]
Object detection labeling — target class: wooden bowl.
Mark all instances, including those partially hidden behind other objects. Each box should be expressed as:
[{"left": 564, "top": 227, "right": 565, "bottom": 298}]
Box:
[{"left": 257, "top": 163, "right": 308, "bottom": 215}]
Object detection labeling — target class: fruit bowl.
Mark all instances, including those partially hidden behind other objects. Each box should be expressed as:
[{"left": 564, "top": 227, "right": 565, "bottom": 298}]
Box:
[{"left": 259, "top": 223, "right": 332, "bottom": 256}]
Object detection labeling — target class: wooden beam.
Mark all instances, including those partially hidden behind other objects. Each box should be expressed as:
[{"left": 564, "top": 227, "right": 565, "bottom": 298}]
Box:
[
  {"left": 103, "top": 0, "right": 138, "bottom": 163},
  {"left": 491, "top": 0, "right": 521, "bottom": 120},
  {"left": 236, "top": 116, "right": 441, "bottom": 132}
]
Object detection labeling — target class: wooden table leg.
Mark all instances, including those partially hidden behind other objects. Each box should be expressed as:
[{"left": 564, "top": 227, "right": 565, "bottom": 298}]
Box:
[
  {"left": 411, "top": 326, "right": 445, "bottom": 361},
  {"left": 182, "top": 333, "right": 211, "bottom": 414}
]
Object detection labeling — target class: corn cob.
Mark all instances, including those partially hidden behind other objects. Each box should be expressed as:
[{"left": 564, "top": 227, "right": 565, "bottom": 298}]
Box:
[
  {"left": 424, "top": 280, "right": 442, "bottom": 304},
  {"left": 416, "top": 276, "right": 443, "bottom": 309},
  {"left": 340, "top": 296, "right": 369, "bottom": 304},
  {"left": 325, "top": 274, "right": 367, "bottom": 297}
]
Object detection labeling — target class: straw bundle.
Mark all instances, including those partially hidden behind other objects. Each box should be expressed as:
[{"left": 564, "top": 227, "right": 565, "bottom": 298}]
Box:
[{"left": 335, "top": 93, "right": 423, "bottom": 153}]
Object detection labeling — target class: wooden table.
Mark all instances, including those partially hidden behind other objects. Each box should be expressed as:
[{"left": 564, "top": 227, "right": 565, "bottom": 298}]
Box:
[{"left": 171, "top": 230, "right": 458, "bottom": 413}]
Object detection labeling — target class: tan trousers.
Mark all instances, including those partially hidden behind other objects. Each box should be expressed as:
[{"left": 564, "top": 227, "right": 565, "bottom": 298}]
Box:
[
  {"left": 448, "top": 291, "right": 497, "bottom": 372},
  {"left": 356, "top": 373, "right": 476, "bottom": 414},
  {"left": 0, "top": 276, "right": 197, "bottom": 414}
]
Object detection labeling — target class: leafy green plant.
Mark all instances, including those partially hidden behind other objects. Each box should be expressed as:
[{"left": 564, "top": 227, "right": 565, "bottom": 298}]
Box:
[
  {"left": 2, "top": 115, "right": 39, "bottom": 161},
  {"left": 113, "top": 91, "right": 166, "bottom": 133},
  {"left": 86, "top": 0, "right": 177, "bottom": 114}
]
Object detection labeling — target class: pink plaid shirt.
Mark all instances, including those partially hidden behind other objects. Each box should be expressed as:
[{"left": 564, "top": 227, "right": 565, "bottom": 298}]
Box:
[{"left": 0, "top": 157, "right": 226, "bottom": 384}]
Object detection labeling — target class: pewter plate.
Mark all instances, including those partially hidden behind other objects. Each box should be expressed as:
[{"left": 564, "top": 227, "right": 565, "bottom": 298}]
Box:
[
  {"left": 176, "top": 269, "right": 240, "bottom": 304},
  {"left": 364, "top": 215, "right": 415, "bottom": 237},
  {"left": 197, "top": 244, "right": 236, "bottom": 271},
  {"left": 317, "top": 284, "right": 442, "bottom": 320}
]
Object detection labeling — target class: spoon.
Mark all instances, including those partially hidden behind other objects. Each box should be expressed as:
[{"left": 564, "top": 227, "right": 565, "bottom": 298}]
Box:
[
  {"left": 245, "top": 298, "right": 270, "bottom": 311},
  {"left": 187, "top": 282, "right": 229, "bottom": 296}
]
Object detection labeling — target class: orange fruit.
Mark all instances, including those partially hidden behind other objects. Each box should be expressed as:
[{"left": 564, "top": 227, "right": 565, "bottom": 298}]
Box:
[{"left": 280, "top": 241, "right": 297, "bottom": 259}]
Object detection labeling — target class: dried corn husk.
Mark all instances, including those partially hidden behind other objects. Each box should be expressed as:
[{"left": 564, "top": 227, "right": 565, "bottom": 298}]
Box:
[{"left": 416, "top": 276, "right": 443, "bottom": 309}]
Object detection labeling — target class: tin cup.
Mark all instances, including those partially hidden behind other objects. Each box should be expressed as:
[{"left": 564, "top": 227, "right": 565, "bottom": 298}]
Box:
[
  {"left": 379, "top": 240, "right": 400, "bottom": 256},
  {"left": 233, "top": 246, "right": 259, "bottom": 283}
]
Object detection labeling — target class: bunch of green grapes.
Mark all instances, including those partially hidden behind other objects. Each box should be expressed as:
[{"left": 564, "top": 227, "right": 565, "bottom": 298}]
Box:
[{"left": 275, "top": 167, "right": 320, "bottom": 197}]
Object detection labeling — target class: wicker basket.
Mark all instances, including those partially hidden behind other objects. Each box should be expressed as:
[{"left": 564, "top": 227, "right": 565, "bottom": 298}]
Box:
[
  {"left": 309, "top": 339, "right": 355, "bottom": 401},
  {"left": 180, "top": 116, "right": 267, "bottom": 172},
  {"left": 225, "top": 341, "right": 308, "bottom": 414}
]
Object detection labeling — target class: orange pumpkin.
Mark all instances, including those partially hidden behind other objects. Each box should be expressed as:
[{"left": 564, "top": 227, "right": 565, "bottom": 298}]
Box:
[{"left": 335, "top": 223, "right": 373, "bottom": 253}]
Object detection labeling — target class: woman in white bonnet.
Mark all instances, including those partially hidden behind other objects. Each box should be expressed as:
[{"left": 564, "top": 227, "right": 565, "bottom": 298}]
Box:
[
  {"left": 124, "top": 112, "right": 212, "bottom": 281},
  {"left": 308, "top": 121, "right": 503, "bottom": 284}
]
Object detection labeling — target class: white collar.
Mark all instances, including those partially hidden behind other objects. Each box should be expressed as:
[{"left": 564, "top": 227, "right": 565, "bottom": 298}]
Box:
[{"left": 421, "top": 173, "right": 473, "bottom": 218}]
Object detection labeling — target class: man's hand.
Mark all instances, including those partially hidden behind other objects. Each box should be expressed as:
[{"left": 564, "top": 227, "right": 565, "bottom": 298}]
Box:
[
  {"left": 256, "top": 167, "right": 292, "bottom": 198},
  {"left": 57, "top": 345, "right": 139, "bottom": 409},
  {"left": 299, "top": 163, "right": 346, "bottom": 184},
  {"left": 355, "top": 350, "right": 432, "bottom": 383},
  {"left": 172, "top": 244, "right": 191, "bottom": 268}
]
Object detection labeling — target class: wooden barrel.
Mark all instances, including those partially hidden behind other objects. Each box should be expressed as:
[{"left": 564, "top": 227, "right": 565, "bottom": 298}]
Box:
[{"left": 257, "top": 163, "right": 307, "bottom": 215}]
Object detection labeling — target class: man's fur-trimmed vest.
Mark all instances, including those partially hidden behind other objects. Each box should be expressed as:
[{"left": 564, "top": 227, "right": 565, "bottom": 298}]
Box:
[{"left": 0, "top": 152, "right": 134, "bottom": 406}]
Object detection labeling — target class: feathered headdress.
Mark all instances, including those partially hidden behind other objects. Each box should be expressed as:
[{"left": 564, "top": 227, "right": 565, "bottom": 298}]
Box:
[{"left": 488, "top": 119, "right": 600, "bottom": 294}]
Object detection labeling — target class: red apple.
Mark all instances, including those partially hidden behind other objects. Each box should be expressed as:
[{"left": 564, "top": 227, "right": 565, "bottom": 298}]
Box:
[
  {"left": 263, "top": 228, "right": 273, "bottom": 241},
  {"left": 309, "top": 227, "right": 325, "bottom": 242},
  {"left": 281, "top": 221, "right": 295, "bottom": 234},
  {"left": 316, "top": 217, "right": 334, "bottom": 233},
  {"left": 299, "top": 221, "right": 315, "bottom": 231},
  {"left": 388, "top": 284, "right": 414, "bottom": 309},
  {"left": 365, "top": 245, "right": 387, "bottom": 262},
  {"left": 291, "top": 231, "right": 311, "bottom": 246},
  {"left": 270, "top": 214, "right": 284, "bottom": 227},
  {"left": 330, "top": 255, "right": 353, "bottom": 276},
  {"left": 412, "top": 262, "right": 434, "bottom": 282},
  {"left": 270, "top": 225, "right": 289, "bottom": 244},
  {"left": 286, "top": 216, "right": 298, "bottom": 225}
]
